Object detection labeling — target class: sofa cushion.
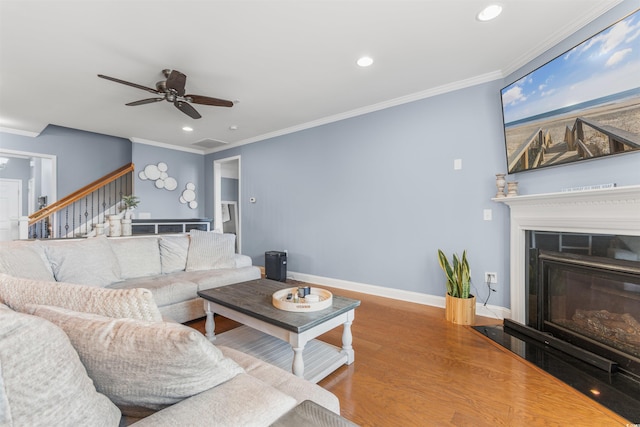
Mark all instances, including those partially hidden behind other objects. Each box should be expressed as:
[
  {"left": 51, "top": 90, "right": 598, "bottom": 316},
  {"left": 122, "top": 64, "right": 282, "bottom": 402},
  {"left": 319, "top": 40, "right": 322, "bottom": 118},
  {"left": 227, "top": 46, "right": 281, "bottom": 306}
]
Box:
[
  {"left": 181, "top": 267, "right": 262, "bottom": 292},
  {"left": 109, "top": 237, "right": 162, "bottom": 279},
  {"left": 219, "top": 345, "right": 341, "bottom": 414},
  {"left": 128, "top": 373, "right": 297, "bottom": 427},
  {"left": 0, "top": 273, "right": 162, "bottom": 321},
  {"left": 186, "top": 230, "right": 235, "bottom": 271},
  {"left": 107, "top": 274, "right": 198, "bottom": 307},
  {"left": 27, "top": 305, "right": 244, "bottom": 416},
  {"left": 234, "top": 253, "right": 253, "bottom": 268},
  {"left": 159, "top": 235, "right": 190, "bottom": 274},
  {"left": 0, "top": 241, "right": 55, "bottom": 281},
  {"left": 42, "top": 236, "right": 121, "bottom": 287},
  {"left": 0, "top": 304, "right": 121, "bottom": 426}
]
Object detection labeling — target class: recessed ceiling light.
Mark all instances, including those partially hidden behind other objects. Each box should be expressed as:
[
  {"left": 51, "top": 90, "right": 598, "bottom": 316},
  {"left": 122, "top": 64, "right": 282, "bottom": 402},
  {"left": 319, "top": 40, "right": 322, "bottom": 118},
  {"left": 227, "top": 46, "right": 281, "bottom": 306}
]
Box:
[
  {"left": 182, "top": 126, "right": 193, "bottom": 132},
  {"left": 357, "top": 56, "right": 374, "bottom": 67},
  {"left": 229, "top": 125, "right": 239, "bottom": 130},
  {"left": 477, "top": 4, "right": 502, "bottom": 21}
]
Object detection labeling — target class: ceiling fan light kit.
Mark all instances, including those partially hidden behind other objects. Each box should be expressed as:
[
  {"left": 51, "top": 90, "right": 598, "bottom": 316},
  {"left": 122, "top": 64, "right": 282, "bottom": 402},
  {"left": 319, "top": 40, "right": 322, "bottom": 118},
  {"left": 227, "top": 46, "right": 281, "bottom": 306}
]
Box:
[{"left": 98, "top": 69, "right": 233, "bottom": 119}]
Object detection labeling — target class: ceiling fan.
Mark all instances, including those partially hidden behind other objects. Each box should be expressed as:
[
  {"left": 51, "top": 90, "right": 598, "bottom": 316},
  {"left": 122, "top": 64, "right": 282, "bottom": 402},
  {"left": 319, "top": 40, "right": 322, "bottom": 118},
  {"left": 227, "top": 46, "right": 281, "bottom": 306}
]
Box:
[{"left": 97, "top": 69, "right": 233, "bottom": 119}]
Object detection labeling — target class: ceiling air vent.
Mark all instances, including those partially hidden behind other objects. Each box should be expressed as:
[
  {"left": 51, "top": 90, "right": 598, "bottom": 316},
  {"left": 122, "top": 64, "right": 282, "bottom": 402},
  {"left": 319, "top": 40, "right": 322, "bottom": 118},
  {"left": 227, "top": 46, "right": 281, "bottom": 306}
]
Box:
[{"left": 192, "top": 139, "right": 228, "bottom": 149}]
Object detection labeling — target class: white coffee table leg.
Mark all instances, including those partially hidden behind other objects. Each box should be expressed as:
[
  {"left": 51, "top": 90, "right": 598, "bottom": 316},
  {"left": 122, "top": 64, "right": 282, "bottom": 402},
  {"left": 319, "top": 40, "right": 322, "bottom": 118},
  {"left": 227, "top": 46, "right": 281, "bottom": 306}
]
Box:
[
  {"left": 342, "top": 315, "right": 355, "bottom": 364},
  {"left": 204, "top": 301, "right": 216, "bottom": 341},
  {"left": 292, "top": 345, "right": 305, "bottom": 377}
]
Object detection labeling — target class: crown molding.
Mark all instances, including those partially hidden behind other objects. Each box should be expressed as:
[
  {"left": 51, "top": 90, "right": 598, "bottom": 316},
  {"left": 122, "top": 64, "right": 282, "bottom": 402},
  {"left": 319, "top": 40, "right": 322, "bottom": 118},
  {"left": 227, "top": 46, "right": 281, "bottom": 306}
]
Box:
[{"left": 207, "top": 70, "right": 504, "bottom": 153}]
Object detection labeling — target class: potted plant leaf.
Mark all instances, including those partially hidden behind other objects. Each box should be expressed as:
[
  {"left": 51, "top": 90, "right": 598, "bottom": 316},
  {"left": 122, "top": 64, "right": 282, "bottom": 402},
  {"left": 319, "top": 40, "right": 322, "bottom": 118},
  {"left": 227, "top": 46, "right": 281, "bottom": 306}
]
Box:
[
  {"left": 437, "top": 249, "right": 476, "bottom": 325},
  {"left": 121, "top": 195, "right": 140, "bottom": 219}
]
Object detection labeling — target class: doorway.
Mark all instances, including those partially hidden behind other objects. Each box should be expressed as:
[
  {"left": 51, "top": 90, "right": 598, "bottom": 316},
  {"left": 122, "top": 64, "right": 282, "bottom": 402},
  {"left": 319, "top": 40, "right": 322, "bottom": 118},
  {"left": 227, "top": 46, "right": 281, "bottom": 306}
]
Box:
[
  {"left": 213, "top": 156, "right": 241, "bottom": 252},
  {"left": 0, "top": 149, "right": 57, "bottom": 240}
]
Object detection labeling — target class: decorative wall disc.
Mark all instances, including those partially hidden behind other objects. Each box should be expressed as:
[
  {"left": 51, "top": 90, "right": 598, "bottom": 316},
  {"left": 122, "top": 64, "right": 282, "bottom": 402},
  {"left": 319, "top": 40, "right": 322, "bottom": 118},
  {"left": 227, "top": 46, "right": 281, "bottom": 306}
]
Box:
[
  {"left": 139, "top": 162, "right": 177, "bottom": 192},
  {"left": 179, "top": 182, "right": 198, "bottom": 209}
]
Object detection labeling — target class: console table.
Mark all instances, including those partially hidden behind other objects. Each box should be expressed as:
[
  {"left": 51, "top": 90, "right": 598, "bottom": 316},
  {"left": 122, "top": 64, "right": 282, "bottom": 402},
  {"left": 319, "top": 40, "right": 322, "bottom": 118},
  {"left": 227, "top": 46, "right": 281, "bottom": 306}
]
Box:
[{"left": 131, "top": 218, "right": 211, "bottom": 235}]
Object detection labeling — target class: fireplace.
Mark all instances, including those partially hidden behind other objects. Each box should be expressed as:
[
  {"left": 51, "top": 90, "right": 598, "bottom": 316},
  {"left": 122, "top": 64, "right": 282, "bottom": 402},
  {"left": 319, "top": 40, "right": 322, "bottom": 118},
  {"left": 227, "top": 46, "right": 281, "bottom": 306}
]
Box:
[
  {"left": 474, "top": 185, "right": 640, "bottom": 423},
  {"left": 535, "top": 250, "right": 640, "bottom": 377}
]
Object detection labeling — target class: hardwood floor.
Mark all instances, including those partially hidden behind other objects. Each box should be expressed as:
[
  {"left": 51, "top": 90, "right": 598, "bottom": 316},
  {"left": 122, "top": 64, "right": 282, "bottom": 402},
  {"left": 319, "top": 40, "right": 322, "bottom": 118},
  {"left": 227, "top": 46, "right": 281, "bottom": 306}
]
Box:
[{"left": 187, "top": 285, "right": 630, "bottom": 426}]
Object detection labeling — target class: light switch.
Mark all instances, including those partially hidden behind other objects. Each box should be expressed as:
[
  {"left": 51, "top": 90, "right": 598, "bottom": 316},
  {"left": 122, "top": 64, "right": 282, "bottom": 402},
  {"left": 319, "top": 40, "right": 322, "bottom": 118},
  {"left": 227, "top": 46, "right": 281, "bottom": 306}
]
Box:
[
  {"left": 483, "top": 209, "right": 492, "bottom": 221},
  {"left": 454, "top": 159, "right": 462, "bottom": 170}
]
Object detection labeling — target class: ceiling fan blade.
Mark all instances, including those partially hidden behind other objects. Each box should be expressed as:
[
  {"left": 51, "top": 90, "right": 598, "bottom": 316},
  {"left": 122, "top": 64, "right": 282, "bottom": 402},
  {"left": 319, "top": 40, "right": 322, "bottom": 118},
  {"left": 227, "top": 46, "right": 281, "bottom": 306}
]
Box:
[
  {"left": 186, "top": 95, "right": 234, "bottom": 108},
  {"left": 174, "top": 101, "right": 201, "bottom": 119},
  {"left": 166, "top": 70, "right": 187, "bottom": 96},
  {"left": 97, "top": 74, "right": 160, "bottom": 94},
  {"left": 126, "top": 98, "right": 165, "bottom": 106}
]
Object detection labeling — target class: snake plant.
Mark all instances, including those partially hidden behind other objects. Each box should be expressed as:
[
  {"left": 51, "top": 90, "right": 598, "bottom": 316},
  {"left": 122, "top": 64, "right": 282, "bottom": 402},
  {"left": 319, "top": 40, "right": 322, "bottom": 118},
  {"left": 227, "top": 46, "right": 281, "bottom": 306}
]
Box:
[{"left": 437, "top": 249, "right": 471, "bottom": 298}]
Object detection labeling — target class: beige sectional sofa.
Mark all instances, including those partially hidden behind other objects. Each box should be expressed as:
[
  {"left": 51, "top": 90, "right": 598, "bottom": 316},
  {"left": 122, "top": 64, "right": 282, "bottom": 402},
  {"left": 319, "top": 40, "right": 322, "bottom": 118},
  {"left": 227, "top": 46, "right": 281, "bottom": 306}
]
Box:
[
  {"left": 0, "top": 230, "right": 261, "bottom": 323},
  {"left": 0, "top": 231, "right": 341, "bottom": 426}
]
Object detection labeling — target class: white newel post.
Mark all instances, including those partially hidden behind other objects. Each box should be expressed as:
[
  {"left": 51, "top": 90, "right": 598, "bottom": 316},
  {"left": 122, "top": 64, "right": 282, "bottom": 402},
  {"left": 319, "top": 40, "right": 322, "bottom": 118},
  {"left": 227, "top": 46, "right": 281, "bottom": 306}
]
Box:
[
  {"left": 18, "top": 216, "right": 29, "bottom": 240},
  {"left": 494, "top": 185, "right": 640, "bottom": 323}
]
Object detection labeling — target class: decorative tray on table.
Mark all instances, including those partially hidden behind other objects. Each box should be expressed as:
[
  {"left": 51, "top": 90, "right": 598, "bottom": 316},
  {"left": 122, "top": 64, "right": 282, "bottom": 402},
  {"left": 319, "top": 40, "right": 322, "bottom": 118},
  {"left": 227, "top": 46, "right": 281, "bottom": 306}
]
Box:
[{"left": 272, "top": 287, "right": 333, "bottom": 312}]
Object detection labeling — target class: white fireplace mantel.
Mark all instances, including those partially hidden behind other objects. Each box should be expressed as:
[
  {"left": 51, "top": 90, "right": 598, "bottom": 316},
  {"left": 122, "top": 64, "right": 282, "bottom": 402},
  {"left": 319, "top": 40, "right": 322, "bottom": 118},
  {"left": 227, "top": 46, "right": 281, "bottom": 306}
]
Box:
[{"left": 494, "top": 185, "right": 640, "bottom": 323}]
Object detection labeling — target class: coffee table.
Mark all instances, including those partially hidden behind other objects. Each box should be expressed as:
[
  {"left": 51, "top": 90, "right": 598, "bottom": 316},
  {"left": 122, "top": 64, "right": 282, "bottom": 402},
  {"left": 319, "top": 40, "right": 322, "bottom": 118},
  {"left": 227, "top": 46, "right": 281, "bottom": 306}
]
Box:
[{"left": 197, "top": 279, "right": 361, "bottom": 383}]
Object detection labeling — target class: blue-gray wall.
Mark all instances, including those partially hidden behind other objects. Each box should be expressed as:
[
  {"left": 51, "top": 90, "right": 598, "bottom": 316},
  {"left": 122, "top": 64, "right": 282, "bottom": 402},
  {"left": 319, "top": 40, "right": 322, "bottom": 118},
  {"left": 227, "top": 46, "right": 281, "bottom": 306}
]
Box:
[
  {"left": 0, "top": 125, "right": 130, "bottom": 197},
  {"left": 131, "top": 143, "right": 206, "bottom": 218},
  {"left": 222, "top": 178, "right": 239, "bottom": 202},
  {"left": 0, "top": 126, "right": 209, "bottom": 220},
  {"left": 208, "top": 81, "right": 511, "bottom": 306},
  {"left": 207, "top": 1, "right": 640, "bottom": 309}
]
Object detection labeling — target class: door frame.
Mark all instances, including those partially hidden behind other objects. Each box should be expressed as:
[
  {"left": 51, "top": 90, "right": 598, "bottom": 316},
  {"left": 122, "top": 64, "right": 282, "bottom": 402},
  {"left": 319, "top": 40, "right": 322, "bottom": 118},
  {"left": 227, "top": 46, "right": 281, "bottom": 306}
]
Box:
[
  {"left": 213, "top": 155, "right": 241, "bottom": 252},
  {"left": 0, "top": 148, "right": 57, "bottom": 212},
  {"left": 0, "top": 178, "right": 23, "bottom": 241}
]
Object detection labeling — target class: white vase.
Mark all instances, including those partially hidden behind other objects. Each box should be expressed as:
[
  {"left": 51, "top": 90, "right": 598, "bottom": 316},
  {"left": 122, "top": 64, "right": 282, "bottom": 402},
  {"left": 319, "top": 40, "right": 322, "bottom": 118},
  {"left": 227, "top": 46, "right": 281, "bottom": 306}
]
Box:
[
  {"left": 121, "top": 219, "right": 132, "bottom": 236},
  {"left": 109, "top": 215, "right": 122, "bottom": 237},
  {"left": 495, "top": 173, "right": 506, "bottom": 198}
]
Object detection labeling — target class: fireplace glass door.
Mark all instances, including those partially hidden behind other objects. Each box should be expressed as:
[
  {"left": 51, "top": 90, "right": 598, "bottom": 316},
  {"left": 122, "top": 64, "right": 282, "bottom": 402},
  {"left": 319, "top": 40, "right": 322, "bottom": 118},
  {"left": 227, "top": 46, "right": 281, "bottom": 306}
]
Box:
[
  {"left": 525, "top": 232, "right": 640, "bottom": 328},
  {"left": 545, "top": 260, "right": 640, "bottom": 359},
  {"left": 536, "top": 250, "right": 640, "bottom": 377}
]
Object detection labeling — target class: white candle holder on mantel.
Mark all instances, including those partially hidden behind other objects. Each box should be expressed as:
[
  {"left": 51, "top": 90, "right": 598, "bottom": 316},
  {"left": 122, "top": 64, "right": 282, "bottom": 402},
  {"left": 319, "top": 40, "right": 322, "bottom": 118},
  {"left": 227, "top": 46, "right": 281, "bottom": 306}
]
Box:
[
  {"left": 506, "top": 181, "right": 519, "bottom": 197},
  {"left": 495, "top": 173, "right": 507, "bottom": 198}
]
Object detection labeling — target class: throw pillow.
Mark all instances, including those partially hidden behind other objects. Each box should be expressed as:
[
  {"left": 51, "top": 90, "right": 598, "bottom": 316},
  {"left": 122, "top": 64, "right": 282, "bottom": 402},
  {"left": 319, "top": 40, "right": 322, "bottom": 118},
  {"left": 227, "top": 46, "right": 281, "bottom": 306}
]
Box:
[
  {"left": 0, "top": 304, "right": 121, "bottom": 426},
  {"left": 42, "top": 236, "right": 121, "bottom": 287},
  {"left": 185, "top": 230, "right": 236, "bottom": 271},
  {"left": 0, "top": 241, "right": 55, "bottom": 281},
  {"left": 159, "top": 234, "right": 190, "bottom": 274},
  {"left": 27, "top": 305, "right": 245, "bottom": 416},
  {"left": 0, "top": 273, "right": 163, "bottom": 321},
  {"left": 109, "top": 237, "right": 162, "bottom": 279}
]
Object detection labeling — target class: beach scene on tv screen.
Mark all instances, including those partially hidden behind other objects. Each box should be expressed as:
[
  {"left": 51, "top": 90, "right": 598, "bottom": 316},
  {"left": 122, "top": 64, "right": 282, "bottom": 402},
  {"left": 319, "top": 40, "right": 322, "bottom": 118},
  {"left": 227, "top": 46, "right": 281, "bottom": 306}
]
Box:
[{"left": 501, "top": 9, "right": 640, "bottom": 173}]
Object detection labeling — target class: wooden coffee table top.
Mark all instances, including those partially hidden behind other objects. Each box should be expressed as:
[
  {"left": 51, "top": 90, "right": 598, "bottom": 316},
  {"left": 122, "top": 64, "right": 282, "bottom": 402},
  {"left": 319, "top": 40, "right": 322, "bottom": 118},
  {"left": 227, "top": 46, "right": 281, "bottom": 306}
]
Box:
[{"left": 198, "top": 278, "right": 360, "bottom": 334}]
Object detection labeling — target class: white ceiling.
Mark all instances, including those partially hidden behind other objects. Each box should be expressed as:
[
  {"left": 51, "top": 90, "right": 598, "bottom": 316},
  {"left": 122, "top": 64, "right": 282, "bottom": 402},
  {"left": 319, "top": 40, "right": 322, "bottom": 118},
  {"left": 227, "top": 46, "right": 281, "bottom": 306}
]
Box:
[{"left": 0, "top": 0, "right": 624, "bottom": 153}]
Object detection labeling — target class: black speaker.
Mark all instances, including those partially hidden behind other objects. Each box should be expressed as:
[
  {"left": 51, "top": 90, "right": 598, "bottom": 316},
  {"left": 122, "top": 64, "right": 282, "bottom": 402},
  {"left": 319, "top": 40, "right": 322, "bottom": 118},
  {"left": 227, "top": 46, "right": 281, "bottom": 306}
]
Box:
[{"left": 265, "top": 251, "right": 287, "bottom": 282}]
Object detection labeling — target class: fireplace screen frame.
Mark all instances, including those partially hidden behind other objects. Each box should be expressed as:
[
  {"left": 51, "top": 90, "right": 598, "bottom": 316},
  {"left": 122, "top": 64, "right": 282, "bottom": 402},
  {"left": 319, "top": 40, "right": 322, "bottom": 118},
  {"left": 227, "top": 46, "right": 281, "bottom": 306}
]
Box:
[{"left": 536, "top": 249, "right": 640, "bottom": 378}]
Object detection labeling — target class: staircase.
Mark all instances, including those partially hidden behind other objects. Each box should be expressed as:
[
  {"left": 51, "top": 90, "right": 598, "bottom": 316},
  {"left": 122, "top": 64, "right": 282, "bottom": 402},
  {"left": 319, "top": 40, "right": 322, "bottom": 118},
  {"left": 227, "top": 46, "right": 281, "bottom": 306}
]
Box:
[{"left": 20, "top": 163, "right": 135, "bottom": 239}]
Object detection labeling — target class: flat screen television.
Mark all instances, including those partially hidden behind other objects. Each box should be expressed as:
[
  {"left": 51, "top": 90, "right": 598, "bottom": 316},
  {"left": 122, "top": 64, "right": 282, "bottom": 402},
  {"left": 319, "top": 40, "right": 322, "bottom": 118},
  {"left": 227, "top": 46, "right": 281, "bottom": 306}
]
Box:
[{"left": 501, "top": 8, "right": 640, "bottom": 174}]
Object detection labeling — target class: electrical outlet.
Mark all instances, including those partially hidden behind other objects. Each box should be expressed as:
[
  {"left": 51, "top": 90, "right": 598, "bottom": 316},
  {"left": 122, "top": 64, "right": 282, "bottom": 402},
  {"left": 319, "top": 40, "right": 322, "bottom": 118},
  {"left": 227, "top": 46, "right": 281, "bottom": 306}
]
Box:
[{"left": 485, "top": 272, "right": 497, "bottom": 284}]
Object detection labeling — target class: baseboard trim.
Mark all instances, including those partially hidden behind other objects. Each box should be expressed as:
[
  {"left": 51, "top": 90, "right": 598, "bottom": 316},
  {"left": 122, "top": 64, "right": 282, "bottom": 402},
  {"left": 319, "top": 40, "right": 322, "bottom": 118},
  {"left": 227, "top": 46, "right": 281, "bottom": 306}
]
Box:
[{"left": 288, "top": 271, "right": 510, "bottom": 320}]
